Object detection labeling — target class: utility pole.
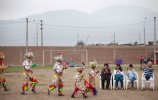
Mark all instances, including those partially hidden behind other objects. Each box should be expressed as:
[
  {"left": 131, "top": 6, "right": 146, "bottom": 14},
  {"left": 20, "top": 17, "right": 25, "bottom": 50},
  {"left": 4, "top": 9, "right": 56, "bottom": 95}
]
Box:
[
  {"left": 26, "top": 18, "right": 28, "bottom": 53},
  {"left": 40, "top": 20, "right": 43, "bottom": 46},
  {"left": 154, "top": 17, "right": 157, "bottom": 66},
  {"left": 139, "top": 34, "right": 141, "bottom": 44},
  {"left": 114, "top": 33, "right": 115, "bottom": 44},
  {"left": 113, "top": 33, "right": 116, "bottom": 64},
  {"left": 77, "top": 34, "right": 79, "bottom": 43},
  {"left": 144, "top": 17, "right": 147, "bottom": 57},
  {"left": 34, "top": 20, "right": 38, "bottom": 46},
  {"left": 144, "top": 17, "right": 146, "bottom": 45},
  {"left": 85, "top": 35, "right": 89, "bottom": 45}
]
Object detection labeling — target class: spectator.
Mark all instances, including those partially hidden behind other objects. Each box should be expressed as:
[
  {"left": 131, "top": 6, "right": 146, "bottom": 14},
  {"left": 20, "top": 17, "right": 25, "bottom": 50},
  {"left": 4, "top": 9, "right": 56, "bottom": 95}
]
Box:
[
  {"left": 126, "top": 64, "right": 136, "bottom": 88},
  {"left": 142, "top": 61, "right": 154, "bottom": 91},
  {"left": 114, "top": 64, "right": 124, "bottom": 90},
  {"left": 100, "top": 63, "right": 111, "bottom": 89},
  {"left": 143, "top": 57, "right": 148, "bottom": 65}
]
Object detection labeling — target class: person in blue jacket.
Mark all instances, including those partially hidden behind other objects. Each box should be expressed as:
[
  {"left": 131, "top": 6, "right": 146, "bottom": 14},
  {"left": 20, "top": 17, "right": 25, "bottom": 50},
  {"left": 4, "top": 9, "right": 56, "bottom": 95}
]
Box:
[{"left": 126, "top": 64, "right": 136, "bottom": 88}]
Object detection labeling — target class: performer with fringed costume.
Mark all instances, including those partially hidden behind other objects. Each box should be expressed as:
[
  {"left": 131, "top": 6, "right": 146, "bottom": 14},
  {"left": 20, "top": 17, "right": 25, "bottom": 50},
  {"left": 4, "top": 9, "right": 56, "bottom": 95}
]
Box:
[
  {"left": 48, "top": 52, "right": 67, "bottom": 96},
  {"left": 21, "top": 50, "right": 38, "bottom": 95},
  {"left": 0, "top": 51, "right": 9, "bottom": 91},
  {"left": 89, "top": 62, "right": 99, "bottom": 95},
  {"left": 71, "top": 67, "right": 88, "bottom": 98}
]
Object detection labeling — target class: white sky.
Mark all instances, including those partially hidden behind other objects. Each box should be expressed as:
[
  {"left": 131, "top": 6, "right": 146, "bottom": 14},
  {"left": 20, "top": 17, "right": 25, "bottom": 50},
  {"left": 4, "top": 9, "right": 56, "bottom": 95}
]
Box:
[{"left": 0, "top": 0, "right": 158, "bottom": 20}]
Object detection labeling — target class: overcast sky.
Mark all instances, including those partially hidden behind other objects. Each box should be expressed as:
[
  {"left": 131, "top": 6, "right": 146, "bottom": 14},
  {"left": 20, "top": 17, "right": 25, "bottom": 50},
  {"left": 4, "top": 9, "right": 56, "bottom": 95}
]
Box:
[{"left": 0, "top": 0, "right": 158, "bottom": 20}]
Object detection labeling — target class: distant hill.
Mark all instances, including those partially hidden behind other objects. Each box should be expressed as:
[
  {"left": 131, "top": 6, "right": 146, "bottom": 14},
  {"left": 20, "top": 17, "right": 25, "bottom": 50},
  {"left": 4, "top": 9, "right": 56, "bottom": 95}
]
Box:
[{"left": 0, "top": 5, "right": 158, "bottom": 46}]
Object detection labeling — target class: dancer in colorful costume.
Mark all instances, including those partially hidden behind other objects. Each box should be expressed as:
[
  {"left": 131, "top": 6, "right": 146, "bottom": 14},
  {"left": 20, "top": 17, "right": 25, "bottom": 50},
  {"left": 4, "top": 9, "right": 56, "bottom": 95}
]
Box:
[
  {"left": 48, "top": 52, "right": 67, "bottom": 96},
  {"left": 0, "top": 51, "right": 9, "bottom": 91},
  {"left": 21, "top": 51, "right": 38, "bottom": 95},
  {"left": 71, "top": 67, "right": 88, "bottom": 98},
  {"left": 89, "top": 62, "right": 99, "bottom": 95}
]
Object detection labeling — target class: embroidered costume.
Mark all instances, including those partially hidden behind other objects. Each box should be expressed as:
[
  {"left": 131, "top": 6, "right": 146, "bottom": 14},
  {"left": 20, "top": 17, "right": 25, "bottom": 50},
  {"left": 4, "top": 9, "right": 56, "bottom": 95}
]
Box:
[
  {"left": 89, "top": 62, "right": 99, "bottom": 95},
  {"left": 71, "top": 67, "right": 88, "bottom": 98},
  {"left": 21, "top": 51, "right": 38, "bottom": 95},
  {"left": 48, "top": 52, "right": 67, "bottom": 96}
]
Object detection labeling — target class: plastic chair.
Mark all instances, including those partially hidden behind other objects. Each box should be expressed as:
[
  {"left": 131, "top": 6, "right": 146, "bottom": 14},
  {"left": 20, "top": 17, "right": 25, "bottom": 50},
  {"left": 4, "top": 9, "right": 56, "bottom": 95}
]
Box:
[
  {"left": 142, "top": 73, "right": 154, "bottom": 90},
  {"left": 125, "top": 71, "right": 139, "bottom": 89}
]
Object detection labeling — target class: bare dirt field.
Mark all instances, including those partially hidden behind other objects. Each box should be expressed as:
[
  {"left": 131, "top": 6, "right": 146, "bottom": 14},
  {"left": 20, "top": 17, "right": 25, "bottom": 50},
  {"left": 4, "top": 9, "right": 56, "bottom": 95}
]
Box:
[{"left": 0, "top": 66, "right": 158, "bottom": 100}]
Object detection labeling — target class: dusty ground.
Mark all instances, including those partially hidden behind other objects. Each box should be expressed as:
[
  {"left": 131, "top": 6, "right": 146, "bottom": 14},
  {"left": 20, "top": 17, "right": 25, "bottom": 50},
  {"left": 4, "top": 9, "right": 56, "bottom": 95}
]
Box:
[{"left": 0, "top": 67, "right": 158, "bottom": 100}]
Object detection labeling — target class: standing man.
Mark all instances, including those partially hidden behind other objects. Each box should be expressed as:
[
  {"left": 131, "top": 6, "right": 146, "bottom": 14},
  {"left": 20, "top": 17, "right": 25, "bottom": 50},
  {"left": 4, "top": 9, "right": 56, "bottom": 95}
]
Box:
[{"left": 140, "top": 56, "right": 144, "bottom": 69}]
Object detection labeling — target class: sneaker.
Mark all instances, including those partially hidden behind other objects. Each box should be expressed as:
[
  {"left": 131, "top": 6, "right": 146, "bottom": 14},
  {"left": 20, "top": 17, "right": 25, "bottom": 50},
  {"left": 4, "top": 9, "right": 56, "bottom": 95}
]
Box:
[
  {"left": 93, "top": 93, "right": 97, "bottom": 96},
  {"left": 142, "top": 88, "right": 145, "bottom": 91},
  {"left": 83, "top": 94, "right": 88, "bottom": 99},
  {"left": 121, "top": 88, "right": 124, "bottom": 90},
  {"left": 150, "top": 88, "right": 154, "bottom": 91},
  {"left": 71, "top": 94, "right": 75, "bottom": 98},
  {"left": 48, "top": 89, "right": 50, "bottom": 95},
  {"left": 4, "top": 86, "right": 9, "bottom": 91},
  {"left": 21, "top": 91, "right": 27, "bottom": 95},
  {"left": 58, "top": 94, "right": 64, "bottom": 96},
  {"left": 4, "top": 89, "right": 10, "bottom": 91},
  {"left": 31, "top": 89, "right": 36, "bottom": 94},
  {"left": 115, "top": 88, "right": 118, "bottom": 90},
  {"left": 106, "top": 87, "right": 109, "bottom": 90}
]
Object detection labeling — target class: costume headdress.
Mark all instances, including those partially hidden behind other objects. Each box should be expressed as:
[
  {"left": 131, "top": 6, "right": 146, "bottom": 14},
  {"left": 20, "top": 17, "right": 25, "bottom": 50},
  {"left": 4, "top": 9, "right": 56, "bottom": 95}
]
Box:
[
  {"left": 89, "top": 61, "right": 97, "bottom": 69},
  {"left": 75, "top": 67, "right": 83, "bottom": 72},
  {"left": 54, "top": 52, "right": 63, "bottom": 61}
]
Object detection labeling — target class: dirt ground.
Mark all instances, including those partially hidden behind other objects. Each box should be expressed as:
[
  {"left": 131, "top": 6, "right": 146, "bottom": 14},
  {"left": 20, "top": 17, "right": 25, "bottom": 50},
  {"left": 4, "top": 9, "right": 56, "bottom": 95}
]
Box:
[{"left": 0, "top": 67, "right": 158, "bottom": 100}]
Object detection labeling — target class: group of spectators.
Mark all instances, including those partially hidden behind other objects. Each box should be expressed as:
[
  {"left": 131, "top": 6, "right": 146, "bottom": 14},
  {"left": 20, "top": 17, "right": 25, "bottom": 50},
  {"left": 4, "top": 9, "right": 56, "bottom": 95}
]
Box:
[{"left": 100, "top": 61, "right": 154, "bottom": 91}]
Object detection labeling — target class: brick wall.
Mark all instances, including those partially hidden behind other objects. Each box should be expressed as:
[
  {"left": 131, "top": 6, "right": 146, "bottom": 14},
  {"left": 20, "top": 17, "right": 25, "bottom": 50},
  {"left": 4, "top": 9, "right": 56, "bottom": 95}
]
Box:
[{"left": 0, "top": 46, "right": 157, "bottom": 66}]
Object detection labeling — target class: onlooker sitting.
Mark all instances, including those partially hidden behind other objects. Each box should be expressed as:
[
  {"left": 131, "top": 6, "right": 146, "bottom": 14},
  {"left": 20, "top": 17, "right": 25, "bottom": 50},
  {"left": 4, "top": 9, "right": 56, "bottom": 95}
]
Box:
[
  {"left": 100, "top": 63, "right": 111, "bottom": 89},
  {"left": 114, "top": 64, "right": 124, "bottom": 90},
  {"left": 143, "top": 57, "right": 148, "bottom": 65},
  {"left": 126, "top": 64, "right": 136, "bottom": 88},
  {"left": 142, "top": 61, "right": 154, "bottom": 91}
]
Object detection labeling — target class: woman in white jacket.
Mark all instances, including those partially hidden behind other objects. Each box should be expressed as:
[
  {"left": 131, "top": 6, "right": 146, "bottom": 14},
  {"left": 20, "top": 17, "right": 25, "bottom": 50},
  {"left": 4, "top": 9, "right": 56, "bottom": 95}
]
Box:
[{"left": 113, "top": 64, "right": 124, "bottom": 90}]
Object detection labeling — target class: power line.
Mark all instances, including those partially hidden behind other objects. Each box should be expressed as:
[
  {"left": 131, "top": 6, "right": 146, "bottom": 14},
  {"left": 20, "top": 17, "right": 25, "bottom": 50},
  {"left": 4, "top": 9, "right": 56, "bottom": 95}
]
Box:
[
  {"left": 0, "top": 21, "right": 25, "bottom": 24},
  {"left": 43, "top": 22, "right": 141, "bottom": 29}
]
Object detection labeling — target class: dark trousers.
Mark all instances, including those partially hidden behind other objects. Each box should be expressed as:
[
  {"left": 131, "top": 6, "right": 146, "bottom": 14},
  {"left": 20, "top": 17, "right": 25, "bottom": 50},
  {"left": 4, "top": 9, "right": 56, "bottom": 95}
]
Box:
[{"left": 101, "top": 79, "right": 110, "bottom": 89}]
